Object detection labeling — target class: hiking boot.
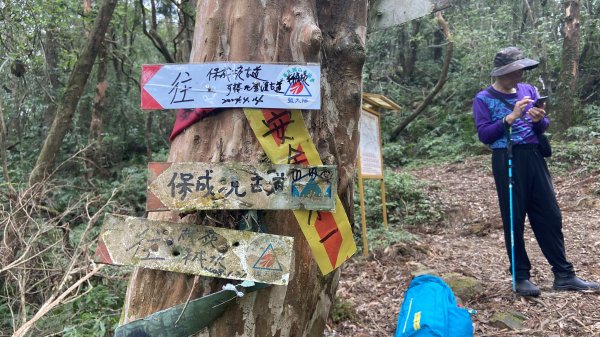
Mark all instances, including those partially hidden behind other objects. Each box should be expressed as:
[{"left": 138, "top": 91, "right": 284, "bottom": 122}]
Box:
[
  {"left": 553, "top": 276, "right": 599, "bottom": 291},
  {"left": 515, "top": 279, "right": 541, "bottom": 297}
]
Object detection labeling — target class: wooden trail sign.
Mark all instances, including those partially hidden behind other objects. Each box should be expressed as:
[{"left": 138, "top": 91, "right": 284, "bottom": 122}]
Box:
[
  {"left": 146, "top": 162, "right": 337, "bottom": 212},
  {"left": 94, "top": 214, "right": 294, "bottom": 285},
  {"left": 368, "top": 0, "right": 451, "bottom": 31},
  {"left": 244, "top": 109, "right": 357, "bottom": 274},
  {"left": 141, "top": 63, "right": 321, "bottom": 110}
]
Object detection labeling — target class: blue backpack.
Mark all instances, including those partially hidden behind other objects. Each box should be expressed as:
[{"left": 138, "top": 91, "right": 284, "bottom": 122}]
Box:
[{"left": 394, "top": 275, "right": 473, "bottom": 337}]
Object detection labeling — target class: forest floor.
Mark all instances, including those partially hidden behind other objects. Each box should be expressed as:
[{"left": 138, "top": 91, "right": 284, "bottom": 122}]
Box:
[{"left": 330, "top": 154, "right": 600, "bottom": 337}]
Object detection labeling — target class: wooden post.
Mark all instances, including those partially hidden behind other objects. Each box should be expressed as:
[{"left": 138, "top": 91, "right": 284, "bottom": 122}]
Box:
[
  {"left": 381, "top": 178, "right": 388, "bottom": 229},
  {"left": 357, "top": 153, "right": 369, "bottom": 257}
]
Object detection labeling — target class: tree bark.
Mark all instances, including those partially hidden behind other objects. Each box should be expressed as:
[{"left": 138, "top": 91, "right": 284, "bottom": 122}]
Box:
[
  {"left": 89, "top": 33, "right": 110, "bottom": 145},
  {"left": 555, "top": 0, "right": 580, "bottom": 134},
  {"left": 28, "top": 0, "right": 118, "bottom": 186},
  {"left": 122, "top": 1, "right": 366, "bottom": 336},
  {"left": 41, "top": 28, "right": 60, "bottom": 132},
  {"left": 0, "top": 97, "right": 11, "bottom": 189},
  {"left": 405, "top": 20, "right": 421, "bottom": 80}
]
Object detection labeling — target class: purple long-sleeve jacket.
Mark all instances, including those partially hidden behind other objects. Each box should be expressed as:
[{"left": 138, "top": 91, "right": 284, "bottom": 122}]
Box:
[{"left": 473, "top": 83, "right": 549, "bottom": 149}]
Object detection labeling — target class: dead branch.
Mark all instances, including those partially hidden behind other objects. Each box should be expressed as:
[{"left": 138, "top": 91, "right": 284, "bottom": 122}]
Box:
[{"left": 12, "top": 264, "right": 104, "bottom": 337}]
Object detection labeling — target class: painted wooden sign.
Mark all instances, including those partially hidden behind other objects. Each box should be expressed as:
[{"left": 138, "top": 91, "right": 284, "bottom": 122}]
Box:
[
  {"left": 147, "top": 162, "right": 337, "bottom": 212},
  {"left": 244, "top": 109, "right": 357, "bottom": 275},
  {"left": 114, "top": 281, "right": 268, "bottom": 337},
  {"left": 368, "top": 0, "right": 451, "bottom": 31},
  {"left": 94, "top": 214, "right": 294, "bottom": 285},
  {"left": 141, "top": 63, "right": 321, "bottom": 110}
]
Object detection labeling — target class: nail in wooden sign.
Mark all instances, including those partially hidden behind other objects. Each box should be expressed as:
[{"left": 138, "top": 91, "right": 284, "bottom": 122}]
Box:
[
  {"left": 94, "top": 214, "right": 294, "bottom": 285},
  {"left": 147, "top": 162, "right": 337, "bottom": 212}
]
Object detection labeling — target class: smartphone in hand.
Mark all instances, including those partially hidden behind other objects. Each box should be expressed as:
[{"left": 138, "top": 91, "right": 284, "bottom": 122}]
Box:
[{"left": 534, "top": 96, "right": 548, "bottom": 108}]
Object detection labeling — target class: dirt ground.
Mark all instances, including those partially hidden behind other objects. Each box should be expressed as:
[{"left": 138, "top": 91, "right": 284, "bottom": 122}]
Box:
[{"left": 330, "top": 155, "right": 600, "bottom": 337}]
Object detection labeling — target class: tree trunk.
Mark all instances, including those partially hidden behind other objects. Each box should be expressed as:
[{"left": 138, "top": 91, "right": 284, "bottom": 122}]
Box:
[
  {"left": 122, "top": 1, "right": 366, "bottom": 336},
  {"left": 89, "top": 33, "right": 110, "bottom": 145},
  {"left": 511, "top": 0, "right": 525, "bottom": 44},
  {"left": 555, "top": 0, "right": 580, "bottom": 134},
  {"left": 41, "top": 28, "right": 60, "bottom": 133},
  {"left": 28, "top": 0, "right": 117, "bottom": 186},
  {"left": 524, "top": 0, "right": 550, "bottom": 94},
  {"left": 404, "top": 20, "right": 421, "bottom": 80},
  {"left": 0, "top": 98, "right": 11, "bottom": 189},
  {"left": 390, "top": 12, "right": 452, "bottom": 140}
]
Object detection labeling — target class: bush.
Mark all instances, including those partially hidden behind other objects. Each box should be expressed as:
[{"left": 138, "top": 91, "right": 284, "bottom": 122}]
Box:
[
  {"left": 354, "top": 170, "right": 443, "bottom": 250},
  {"left": 329, "top": 298, "right": 359, "bottom": 324}
]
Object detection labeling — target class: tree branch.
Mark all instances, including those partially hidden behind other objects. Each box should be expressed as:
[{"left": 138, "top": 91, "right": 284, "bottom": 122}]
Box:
[
  {"left": 390, "top": 12, "right": 453, "bottom": 141},
  {"left": 139, "top": 0, "right": 175, "bottom": 63},
  {"left": 12, "top": 264, "right": 104, "bottom": 337}
]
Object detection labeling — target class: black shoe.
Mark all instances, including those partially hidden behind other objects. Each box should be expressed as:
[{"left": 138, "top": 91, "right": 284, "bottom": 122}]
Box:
[
  {"left": 515, "top": 279, "right": 541, "bottom": 297},
  {"left": 553, "top": 276, "right": 600, "bottom": 291}
]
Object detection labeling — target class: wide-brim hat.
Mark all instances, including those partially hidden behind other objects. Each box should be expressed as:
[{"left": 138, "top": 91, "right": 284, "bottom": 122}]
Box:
[{"left": 490, "top": 47, "right": 539, "bottom": 76}]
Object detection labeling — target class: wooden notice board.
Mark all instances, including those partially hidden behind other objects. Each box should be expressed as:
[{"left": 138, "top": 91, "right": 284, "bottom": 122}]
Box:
[
  {"left": 359, "top": 109, "right": 384, "bottom": 179},
  {"left": 357, "top": 93, "right": 400, "bottom": 256}
]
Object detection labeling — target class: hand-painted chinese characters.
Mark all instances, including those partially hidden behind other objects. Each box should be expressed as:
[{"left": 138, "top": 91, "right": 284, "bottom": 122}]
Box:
[
  {"left": 169, "top": 71, "right": 194, "bottom": 104},
  {"left": 94, "top": 214, "right": 294, "bottom": 285},
  {"left": 244, "top": 108, "right": 357, "bottom": 275},
  {"left": 147, "top": 162, "right": 337, "bottom": 212},
  {"left": 141, "top": 63, "right": 321, "bottom": 110}
]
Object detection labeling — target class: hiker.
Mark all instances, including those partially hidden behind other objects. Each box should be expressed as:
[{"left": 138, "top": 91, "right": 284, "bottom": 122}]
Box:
[{"left": 472, "top": 46, "right": 599, "bottom": 296}]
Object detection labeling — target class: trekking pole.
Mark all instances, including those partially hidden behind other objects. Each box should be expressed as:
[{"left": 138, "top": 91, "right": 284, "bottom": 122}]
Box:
[{"left": 507, "top": 125, "right": 516, "bottom": 292}]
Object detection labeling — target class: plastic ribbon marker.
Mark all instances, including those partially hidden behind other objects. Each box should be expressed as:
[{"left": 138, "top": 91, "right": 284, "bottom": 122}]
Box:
[
  {"left": 244, "top": 108, "right": 357, "bottom": 275},
  {"left": 114, "top": 281, "right": 268, "bottom": 337}
]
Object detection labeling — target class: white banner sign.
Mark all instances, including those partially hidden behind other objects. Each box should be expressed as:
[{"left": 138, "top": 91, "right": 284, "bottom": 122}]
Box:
[
  {"left": 141, "top": 63, "right": 321, "bottom": 110},
  {"left": 359, "top": 110, "right": 384, "bottom": 178}
]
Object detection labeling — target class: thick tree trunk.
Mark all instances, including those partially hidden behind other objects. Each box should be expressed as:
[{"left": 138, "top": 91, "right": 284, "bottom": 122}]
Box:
[
  {"left": 28, "top": 0, "right": 117, "bottom": 186},
  {"left": 555, "top": 0, "right": 580, "bottom": 134},
  {"left": 122, "top": 1, "right": 366, "bottom": 336}
]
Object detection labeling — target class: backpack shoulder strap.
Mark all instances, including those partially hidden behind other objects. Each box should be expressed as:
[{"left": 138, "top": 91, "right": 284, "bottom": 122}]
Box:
[{"left": 486, "top": 87, "right": 514, "bottom": 110}]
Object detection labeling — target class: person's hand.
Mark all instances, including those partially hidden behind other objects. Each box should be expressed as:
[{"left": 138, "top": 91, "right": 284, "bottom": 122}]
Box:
[
  {"left": 527, "top": 105, "right": 546, "bottom": 123},
  {"left": 505, "top": 96, "right": 533, "bottom": 125}
]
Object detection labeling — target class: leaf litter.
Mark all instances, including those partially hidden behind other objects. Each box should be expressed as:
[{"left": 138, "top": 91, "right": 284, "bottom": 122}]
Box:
[{"left": 331, "top": 155, "right": 600, "bottom": 337}]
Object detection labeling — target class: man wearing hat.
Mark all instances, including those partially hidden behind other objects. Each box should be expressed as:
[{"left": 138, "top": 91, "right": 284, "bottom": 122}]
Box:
[{"left": 472, "top": 47, "right": 599, "bottom": 296}]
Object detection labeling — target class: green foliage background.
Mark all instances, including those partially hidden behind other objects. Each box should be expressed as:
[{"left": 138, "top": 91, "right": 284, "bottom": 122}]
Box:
[{"left": 1, "top": 0, "right": 600, "bottom": 335}]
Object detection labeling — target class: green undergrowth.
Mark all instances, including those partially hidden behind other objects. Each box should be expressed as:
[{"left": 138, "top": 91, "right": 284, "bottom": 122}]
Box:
[
  {"left": 329, "top": 298, "right": 359, "bottom": 324},
  {"left": 354, "top": 169, "right": 443, "bottom": 254}
]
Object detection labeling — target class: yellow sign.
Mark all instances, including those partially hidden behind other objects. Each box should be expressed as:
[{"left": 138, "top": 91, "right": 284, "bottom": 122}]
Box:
[{"left": 244, "top": 108, "right": 357, "bottom": 275}]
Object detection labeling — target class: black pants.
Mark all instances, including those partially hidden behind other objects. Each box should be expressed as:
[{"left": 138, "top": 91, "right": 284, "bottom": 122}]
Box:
[{"left": 492, "top": 144, "right": 574, "bottom": 280}]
